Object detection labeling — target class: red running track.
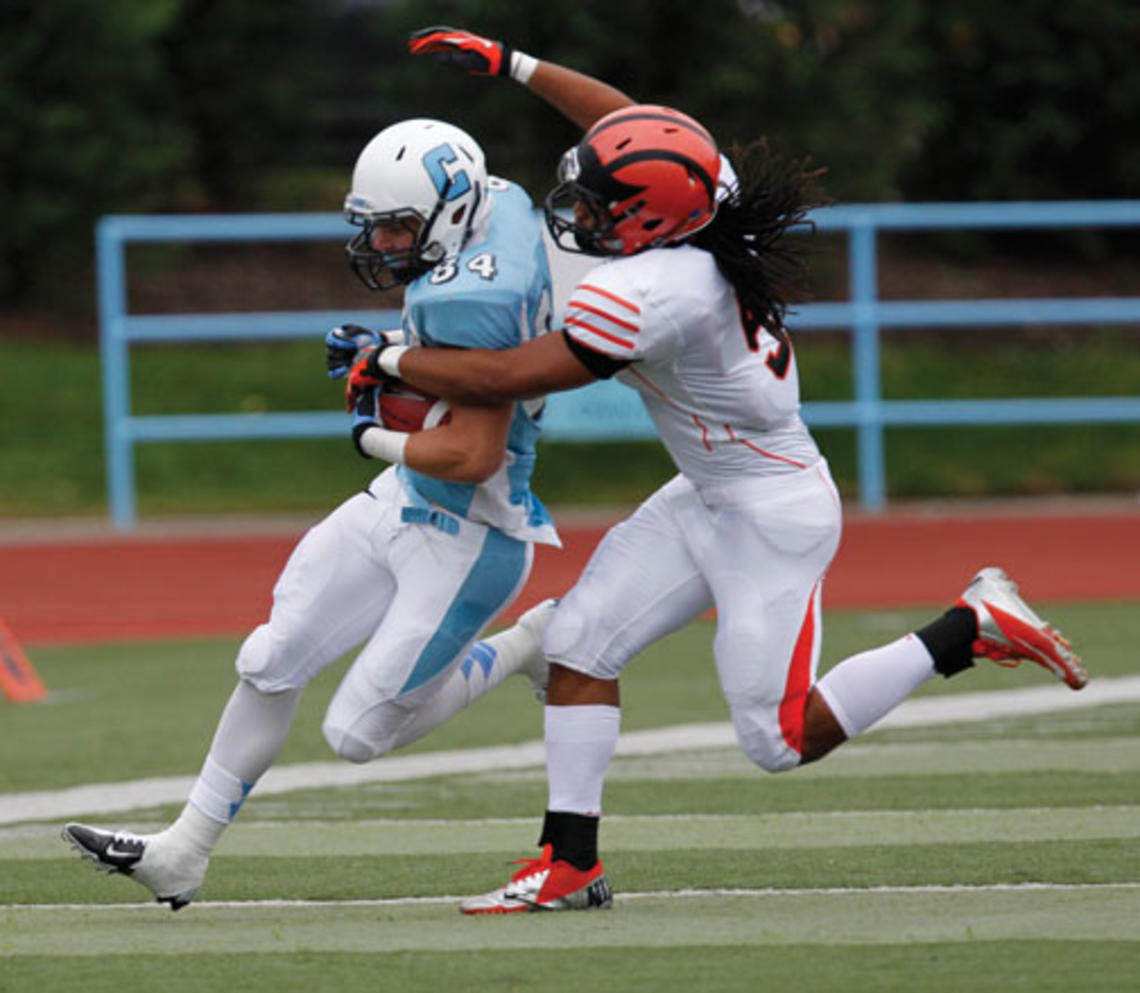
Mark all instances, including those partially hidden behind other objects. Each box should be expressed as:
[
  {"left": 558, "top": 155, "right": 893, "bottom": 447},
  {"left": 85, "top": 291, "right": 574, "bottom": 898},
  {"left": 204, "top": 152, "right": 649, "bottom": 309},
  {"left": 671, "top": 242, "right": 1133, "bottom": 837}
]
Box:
[{"left": 0, "top": 507, "right": 1137, "bottom": 645}]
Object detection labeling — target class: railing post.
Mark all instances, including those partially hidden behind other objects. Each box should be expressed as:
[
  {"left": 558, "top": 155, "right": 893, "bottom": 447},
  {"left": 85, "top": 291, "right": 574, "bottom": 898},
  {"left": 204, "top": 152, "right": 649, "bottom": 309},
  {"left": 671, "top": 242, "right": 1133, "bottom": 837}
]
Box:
[
  {"left": 96, "top": 218, "right": 136, "bottom": 530},
  {"left": 849, "top": 218, "right": 886, "bottom": 512}
]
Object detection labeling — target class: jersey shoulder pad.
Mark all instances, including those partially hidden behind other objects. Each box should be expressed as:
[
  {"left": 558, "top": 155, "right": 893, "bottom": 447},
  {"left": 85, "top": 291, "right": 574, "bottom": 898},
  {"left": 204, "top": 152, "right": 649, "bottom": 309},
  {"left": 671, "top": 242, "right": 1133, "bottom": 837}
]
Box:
[
  {"left": 409, "top": 281, "right": 524, "bottom": 351},
  {"left": 562, "top": 261, "right": 646, "bottom": 358},
  {"left": 487, "top": 175, "right": 535, "bottom": 210}
]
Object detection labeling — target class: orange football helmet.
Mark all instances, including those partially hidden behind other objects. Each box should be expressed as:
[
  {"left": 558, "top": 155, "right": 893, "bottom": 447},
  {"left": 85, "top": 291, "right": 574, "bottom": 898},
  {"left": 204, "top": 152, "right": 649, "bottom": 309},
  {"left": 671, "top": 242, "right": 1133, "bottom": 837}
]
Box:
[{"left": 544, "top": 105, "right": 720, "bottom": 256}]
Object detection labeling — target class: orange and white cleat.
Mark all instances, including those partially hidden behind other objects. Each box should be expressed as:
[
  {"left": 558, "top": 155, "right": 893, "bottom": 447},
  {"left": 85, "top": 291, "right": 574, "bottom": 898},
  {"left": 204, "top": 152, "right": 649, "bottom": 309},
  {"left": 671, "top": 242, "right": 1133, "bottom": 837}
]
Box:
[
  {"left": 459, "top": 844, "right": 613, "bottom": 914},
  {"left": 957, "top": 567, "right": 1087, "bottom": 690}
]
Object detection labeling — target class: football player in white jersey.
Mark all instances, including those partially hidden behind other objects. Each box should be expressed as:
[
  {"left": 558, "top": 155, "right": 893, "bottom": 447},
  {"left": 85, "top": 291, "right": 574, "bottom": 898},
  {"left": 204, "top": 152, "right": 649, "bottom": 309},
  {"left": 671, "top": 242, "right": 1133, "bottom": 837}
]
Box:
[
  {"left": 352, "top": 28, "right": 1090, "bottom": 914},
  {"left": 61, "top": 118, "right": 563, "bottom": 909}
]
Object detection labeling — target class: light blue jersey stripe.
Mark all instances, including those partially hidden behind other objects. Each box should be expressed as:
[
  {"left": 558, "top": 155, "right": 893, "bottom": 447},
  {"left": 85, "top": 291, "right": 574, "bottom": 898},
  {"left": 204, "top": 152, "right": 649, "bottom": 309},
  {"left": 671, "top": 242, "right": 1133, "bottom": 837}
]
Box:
[{"left": 398, "top": 528, "right": 528, "bottom": 694}]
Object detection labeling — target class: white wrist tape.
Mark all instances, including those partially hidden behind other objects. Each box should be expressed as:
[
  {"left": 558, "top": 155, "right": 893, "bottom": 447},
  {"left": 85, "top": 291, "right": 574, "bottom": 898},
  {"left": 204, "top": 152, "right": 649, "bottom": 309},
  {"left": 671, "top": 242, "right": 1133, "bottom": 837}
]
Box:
[
  {"left": 358, "top": 426, "right": 409, "bottom": 464},
  {"left": 509, "top": 51, "right": 538, "bottom": 84},
  {"left": 378, "top": 345, "right": 408, "bottom": 378}
]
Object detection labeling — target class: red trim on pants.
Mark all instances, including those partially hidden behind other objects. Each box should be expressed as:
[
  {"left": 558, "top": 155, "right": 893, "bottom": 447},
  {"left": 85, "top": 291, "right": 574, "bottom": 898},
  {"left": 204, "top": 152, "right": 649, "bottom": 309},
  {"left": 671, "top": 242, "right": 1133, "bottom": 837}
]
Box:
[{"left": 778, "top": 585, "right": 818, "bottom": 755}]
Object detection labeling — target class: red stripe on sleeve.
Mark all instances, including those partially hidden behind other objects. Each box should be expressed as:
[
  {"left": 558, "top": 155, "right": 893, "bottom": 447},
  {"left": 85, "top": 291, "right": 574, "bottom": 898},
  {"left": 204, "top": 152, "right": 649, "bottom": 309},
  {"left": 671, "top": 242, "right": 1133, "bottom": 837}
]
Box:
[
  {"left": 577, "top": 283, "right": 641, "bottom": 314},
  {"left": 567, "top": 299, "right": 640, "bottom": 333},
  {"left": 565, "top": 316, "right": 637, "bottom": 350}
]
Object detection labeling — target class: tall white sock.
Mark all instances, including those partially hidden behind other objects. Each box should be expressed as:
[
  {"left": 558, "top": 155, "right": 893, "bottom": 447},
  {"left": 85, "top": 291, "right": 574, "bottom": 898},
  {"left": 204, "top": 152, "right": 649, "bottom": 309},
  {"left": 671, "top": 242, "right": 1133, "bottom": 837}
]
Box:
[
  {"left": 164, "top": 789, "right": 227, "bottom": 857},
  {"left": 814, "top": 634, "right": 937, "bottom": 738},
  {"left": 167, "top": 680, "right": 300, "bottom": 855},
  {"left": 388, "top": 625, "right": 542, "bottom": 751},
  {"left": 207, "top": 680, "right": 302, "bottom": 783},
  {"left": 545, "top": 704, "right": 621, "bottom": 816}
]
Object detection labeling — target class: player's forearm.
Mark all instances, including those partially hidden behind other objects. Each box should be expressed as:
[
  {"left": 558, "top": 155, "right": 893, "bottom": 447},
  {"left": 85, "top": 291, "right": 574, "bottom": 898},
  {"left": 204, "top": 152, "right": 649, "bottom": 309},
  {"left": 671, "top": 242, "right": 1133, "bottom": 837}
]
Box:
[
  {"left": 523, "top": 60, "right": 635, "bottom": 131},
  {"left": 403, "top": 429, "right": 503, "bottom": 483},
  {"left": 389, "top": 347, "right": 516, "bottom": 403},
  {"left": 386, "top": 346, "right": 548, "bottom": 403},
  {"left": 380, "top": 334, "right": 598, "bottom": 403},
  {"left": 357, "top": 423, "right": 503, "bottom": 482}
]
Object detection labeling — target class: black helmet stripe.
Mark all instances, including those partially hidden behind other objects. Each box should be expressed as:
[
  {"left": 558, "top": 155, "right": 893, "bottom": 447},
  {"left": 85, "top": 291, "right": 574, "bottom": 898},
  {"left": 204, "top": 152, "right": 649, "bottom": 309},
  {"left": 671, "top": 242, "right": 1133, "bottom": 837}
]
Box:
[
  {"left": 577, "top": 141, "right": 645, "bottom": 202},
  {"left": 606, "top": 149, "right": 717, "bottom": 201},
  {"left": 585, "top": 109, "right": 715, "bottom": 146}
]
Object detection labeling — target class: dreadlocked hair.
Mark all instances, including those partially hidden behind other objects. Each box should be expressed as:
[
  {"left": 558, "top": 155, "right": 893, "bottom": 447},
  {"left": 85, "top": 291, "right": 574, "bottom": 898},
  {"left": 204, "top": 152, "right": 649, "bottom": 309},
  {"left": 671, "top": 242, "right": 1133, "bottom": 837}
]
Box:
[{"left": 693, "top": 139, "right": 829, "bottom": 347}]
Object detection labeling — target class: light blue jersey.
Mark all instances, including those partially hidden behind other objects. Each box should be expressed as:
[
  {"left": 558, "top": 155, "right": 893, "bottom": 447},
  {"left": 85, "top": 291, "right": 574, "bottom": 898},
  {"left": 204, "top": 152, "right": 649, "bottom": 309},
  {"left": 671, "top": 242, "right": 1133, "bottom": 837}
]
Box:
[{"left": 392, "top": 178, "right": 560, "bottom": 546}]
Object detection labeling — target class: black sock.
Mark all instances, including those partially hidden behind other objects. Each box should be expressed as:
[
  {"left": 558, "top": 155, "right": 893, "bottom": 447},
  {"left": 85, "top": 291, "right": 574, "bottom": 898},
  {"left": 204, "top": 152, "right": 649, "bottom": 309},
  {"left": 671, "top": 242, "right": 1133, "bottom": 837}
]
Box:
[
  {"left": 916, "top": 606, "right": 978, "bottom": 678},
  {"left": 537, "top": 809, "right": 599, "bottom": 870}
]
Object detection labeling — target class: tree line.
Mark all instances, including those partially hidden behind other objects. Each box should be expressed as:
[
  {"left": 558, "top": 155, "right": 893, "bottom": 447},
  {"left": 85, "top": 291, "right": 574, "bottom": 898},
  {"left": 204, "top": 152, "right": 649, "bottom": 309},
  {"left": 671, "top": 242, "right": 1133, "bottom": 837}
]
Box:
[{"left": 1, "top": 0, "right": 1135, "bottom": 303}]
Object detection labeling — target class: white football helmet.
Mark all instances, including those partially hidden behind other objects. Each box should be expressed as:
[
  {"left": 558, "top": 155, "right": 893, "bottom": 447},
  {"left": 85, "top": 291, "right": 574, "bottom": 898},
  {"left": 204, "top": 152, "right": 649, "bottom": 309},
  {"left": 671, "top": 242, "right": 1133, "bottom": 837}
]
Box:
[{"left": 345, "top": 119, "right": 490, "bottom": 290}]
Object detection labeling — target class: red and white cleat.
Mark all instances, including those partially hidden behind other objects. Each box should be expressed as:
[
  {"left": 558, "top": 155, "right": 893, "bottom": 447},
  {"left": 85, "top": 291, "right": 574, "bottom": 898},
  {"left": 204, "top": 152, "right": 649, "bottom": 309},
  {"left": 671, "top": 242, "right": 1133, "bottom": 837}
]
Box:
[
  {"left": 459, "top": 844, "right": 613, "bottom": 914},
  {"left": 957, "top": 567, "right": 1087, "bottom": 690}
]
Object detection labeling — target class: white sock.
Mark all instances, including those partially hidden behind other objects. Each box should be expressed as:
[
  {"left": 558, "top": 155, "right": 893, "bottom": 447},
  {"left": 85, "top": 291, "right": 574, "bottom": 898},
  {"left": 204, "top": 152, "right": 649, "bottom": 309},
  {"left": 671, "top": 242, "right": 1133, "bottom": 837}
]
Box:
[
  {"left": 477, "top": 618, "right": 546, "bottom": 683},
  {"left": 388, "top": 629, "right": 538, "bottom": 751},
  {"left": 163, "top": 800, "right": 226, "bottom": 858},
  {"left": 814, "top": 634, "right": 937, "bottom": 738},
  {"left": 208, "top": 680, "right": 301, "bottom": 783},
  {"left": 171, "top": 680, "right": 300, "bottom": 855},
  {"left": 545, "top": 704, "right": 621, "bottom": 816},
  {"left": 185, "top": 755, "right": 254, "bottom": 827}
]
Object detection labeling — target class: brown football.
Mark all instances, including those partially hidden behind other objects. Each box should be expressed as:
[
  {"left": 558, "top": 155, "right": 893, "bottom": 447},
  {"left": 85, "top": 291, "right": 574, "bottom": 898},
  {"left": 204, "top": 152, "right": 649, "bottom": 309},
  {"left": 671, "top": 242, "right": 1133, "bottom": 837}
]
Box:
[{"left": 378, "top": 385, "right": 452, "bottom": 432}]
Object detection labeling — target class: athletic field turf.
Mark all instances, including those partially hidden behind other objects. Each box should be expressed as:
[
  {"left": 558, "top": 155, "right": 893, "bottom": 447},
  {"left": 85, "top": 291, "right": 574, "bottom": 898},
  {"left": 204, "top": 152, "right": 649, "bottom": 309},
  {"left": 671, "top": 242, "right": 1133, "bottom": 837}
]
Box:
[{"left": 2, "top": 604, "right": 1138, "bottom": 991}]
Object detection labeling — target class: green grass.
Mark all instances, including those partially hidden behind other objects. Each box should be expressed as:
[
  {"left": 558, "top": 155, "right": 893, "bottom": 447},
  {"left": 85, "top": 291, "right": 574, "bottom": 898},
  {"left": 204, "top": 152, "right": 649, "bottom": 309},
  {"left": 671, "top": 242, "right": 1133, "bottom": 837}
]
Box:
[
  {"left": 5, "top": 602, "right": 1136, "bottom": 793},
  {"left": 2, "top": 331, "right": 1140, "bottom": 517},
  {"left": 3, "top": 605, "right": 1139, "bottom": 991},
  {"left": 6, "top": 837, "right": 1139, "bottom": 907},
  {"left": 11, "top": 943, "right": 1140, "bottom": 993},
  {"left": 4, "top": 945, "right": 1138, "bottom": 993}
]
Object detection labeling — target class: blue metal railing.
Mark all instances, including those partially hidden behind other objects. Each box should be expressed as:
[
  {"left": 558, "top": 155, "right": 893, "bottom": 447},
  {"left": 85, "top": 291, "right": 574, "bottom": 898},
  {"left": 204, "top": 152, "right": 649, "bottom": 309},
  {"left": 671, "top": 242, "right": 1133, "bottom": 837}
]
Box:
[{"left": 97, "top": 201, "right": 1140, "bottom": 529}]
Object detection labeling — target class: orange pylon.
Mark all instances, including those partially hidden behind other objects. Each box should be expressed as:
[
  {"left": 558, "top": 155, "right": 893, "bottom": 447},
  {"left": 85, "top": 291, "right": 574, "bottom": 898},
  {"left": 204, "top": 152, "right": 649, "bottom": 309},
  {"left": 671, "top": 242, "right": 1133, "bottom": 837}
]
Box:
[{"left": 0, "top": 618, "right": 46, "bottom": 703}]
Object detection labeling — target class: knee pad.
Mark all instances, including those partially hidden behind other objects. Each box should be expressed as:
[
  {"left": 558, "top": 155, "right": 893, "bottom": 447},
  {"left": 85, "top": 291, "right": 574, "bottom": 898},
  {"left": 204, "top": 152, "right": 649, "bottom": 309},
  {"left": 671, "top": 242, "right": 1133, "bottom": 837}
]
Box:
[
  {"left": 235, "top": 624, "right": 297, "bottom": 693},
  {"left": 321, "top": 696, "right": 408, "bottom": 764},
  {"left": 730, "top": 707, "right": 801, "bottom": 773},
  {"left": 542, "top": 594, "right": 630, "bottom": 680},
  {"left": 321, "top": 720, "right": 380, "bottom": 764},
  {"left": 541, "top": 596, "right": 591, "bottom": 662}
]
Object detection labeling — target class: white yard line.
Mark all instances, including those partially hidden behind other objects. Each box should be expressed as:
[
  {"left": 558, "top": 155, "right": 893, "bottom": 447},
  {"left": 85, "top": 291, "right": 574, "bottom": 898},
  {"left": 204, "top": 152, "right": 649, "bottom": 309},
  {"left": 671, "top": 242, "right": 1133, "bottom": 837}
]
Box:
[
  {"left": 9, "top": 881, "right": 1140, "bottom": 913},
  {"left": 10, "top": 885, "right": 1140, "bottom": 954},
  {"left": 7, "top": 804, "right": 1139, "bottom": 859},
  {"left": 3, "top": 675, "right": 1139, "bottom": 826}
]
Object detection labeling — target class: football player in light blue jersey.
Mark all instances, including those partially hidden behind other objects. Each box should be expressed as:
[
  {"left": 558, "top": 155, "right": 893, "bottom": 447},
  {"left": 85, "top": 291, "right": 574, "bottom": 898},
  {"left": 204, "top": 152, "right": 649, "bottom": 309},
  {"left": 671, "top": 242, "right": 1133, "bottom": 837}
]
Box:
[
  {"left": 399, "top": 173, "right": 556, "bottom": 543},
  {"left": 62, "top": 119, "right": 561, "bottom": 911}
]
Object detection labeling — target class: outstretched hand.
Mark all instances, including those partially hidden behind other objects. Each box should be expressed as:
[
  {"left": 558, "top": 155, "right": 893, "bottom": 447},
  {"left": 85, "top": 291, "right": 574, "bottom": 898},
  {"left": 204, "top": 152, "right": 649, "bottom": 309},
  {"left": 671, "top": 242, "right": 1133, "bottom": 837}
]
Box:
[{"left": 408, "top": 25, "right": 513, "bottom": 77}]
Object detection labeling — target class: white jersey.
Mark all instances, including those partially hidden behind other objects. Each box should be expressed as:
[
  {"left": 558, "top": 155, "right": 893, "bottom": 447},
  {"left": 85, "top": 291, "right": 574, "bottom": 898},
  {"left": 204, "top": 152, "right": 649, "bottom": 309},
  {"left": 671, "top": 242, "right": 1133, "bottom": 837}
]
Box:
[{"left": 562, "top": 244, "right": 821, "bottom": 487}]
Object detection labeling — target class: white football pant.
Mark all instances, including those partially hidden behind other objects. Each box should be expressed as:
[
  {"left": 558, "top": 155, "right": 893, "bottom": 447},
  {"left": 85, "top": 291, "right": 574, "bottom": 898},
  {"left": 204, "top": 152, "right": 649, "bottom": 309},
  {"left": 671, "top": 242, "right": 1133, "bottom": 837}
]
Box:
[
  {"left": 236, "top": 468, "right": 532, "bottom": 762},
  {"left": 543, "top": 463, "right": 841, "bottom": 771}
]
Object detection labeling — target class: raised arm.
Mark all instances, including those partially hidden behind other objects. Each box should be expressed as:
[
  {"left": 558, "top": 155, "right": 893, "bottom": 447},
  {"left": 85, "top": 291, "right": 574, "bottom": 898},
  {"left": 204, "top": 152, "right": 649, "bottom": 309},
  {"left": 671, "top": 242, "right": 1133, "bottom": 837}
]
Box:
[
  {"left": 523, "top": 60, "right": 635, "bottom": 131},
  {"left": 408, "top": 26, "right": 634, "bottom": 131}
]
